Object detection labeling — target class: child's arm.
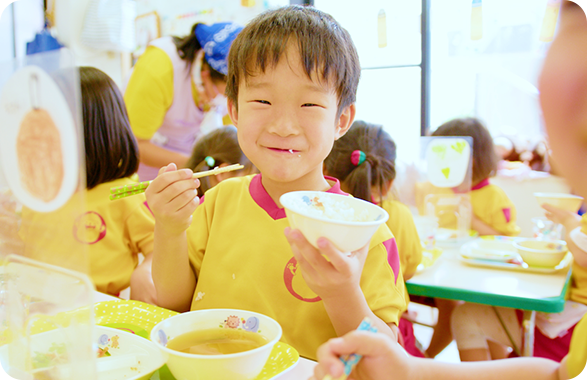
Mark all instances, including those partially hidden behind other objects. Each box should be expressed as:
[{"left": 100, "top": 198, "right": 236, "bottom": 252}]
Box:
[
  {"left": 471, "top": 214, "right": 502, "bottom": 236},
  {"left": 284, "top": 228, "right": 398, "bottom": 342},
  {"left": 129, "top": 253, "right": 157, "bottom": 305},
  {"left": 145, "top": 164, "right": 200, "bottom": 312},
  {"left": 312, "top": 330, "right": 562, "bottom": 380},
  {"left": 542, "top": 204, "right": 587, "bottom": 267}
]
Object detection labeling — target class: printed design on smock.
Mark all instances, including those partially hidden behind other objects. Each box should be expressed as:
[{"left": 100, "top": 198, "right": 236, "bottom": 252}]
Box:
[
  {"left": 283, "top": 257, "right": 321, "bottom": 303},
  {"left": 502, "top": 208, "right": 512, "bottom": 223},
  {"left": 73, "top": 211, "right": 106, "bottom": 244},
  {"left": 96, "top": 333, "right": 120, "bottom": 357},
  {"left": 221, "top": 314, "right": 262, "bottom": 333}
]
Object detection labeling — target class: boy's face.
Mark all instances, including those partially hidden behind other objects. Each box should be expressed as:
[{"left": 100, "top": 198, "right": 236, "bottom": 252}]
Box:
[
  {"left": 539, "top": 1, "right": 587, "bottom": 198},
  {"left": 228, "top": 46, "right": 355, "bottom": 189}
]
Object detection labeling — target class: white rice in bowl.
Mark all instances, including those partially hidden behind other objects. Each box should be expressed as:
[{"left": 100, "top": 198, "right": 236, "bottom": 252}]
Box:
[{"left": 289, "top": 194, "right": 370, "bottom": 222}]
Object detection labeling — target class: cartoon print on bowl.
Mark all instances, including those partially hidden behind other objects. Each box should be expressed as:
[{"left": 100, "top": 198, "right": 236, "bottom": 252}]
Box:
[
  {"left": 158, "top": 329, "right": 168, "bottom": 346},
  {"left": 243, "top": 316, "right": 259, "bottom": 333},
  {"left": 224, "top": 315, "right": 240, "bottom": 329},
  {"left": 218, "top": 314, "right": 263, "bottom": 333},
  {"left": 95, "top": 333, "right": 120, "bottom": 357}
]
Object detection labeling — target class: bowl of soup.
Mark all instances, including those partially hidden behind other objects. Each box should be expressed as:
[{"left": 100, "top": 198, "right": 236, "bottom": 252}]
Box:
[
  {"left": 513, "top": 239, "right": 568, "bottom": 268},
  {"left": 280, "top": 191, "right": 389, "bottom": 253},
  {"left": 150, "top": 309, "right": 282, "bottom": 380}
]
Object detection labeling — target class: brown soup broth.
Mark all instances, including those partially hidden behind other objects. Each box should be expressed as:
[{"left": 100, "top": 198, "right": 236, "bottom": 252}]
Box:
[{"left": 166, "top": 328, "right": 269, "bottom": 355}]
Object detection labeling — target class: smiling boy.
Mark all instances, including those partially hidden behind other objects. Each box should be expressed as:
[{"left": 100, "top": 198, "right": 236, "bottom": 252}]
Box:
[{"left": 146, "top": 5, "right": 406, "bottom": 359}]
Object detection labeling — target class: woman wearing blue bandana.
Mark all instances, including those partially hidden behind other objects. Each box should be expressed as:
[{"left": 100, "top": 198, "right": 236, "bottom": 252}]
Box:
[{"left": 124, "top": 22, "right": 243, "bottom": 181}]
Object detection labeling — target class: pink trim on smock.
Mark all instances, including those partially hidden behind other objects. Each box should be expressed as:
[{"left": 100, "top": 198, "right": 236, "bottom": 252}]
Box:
[{"left": 471, "top": 178, "right": 491, "bottom": 190}]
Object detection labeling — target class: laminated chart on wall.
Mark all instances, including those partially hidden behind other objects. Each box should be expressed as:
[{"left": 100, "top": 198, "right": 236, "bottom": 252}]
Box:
[
  {"left": 539, "top": 0, "right": 562, "bottom": 42},
  {"left": 413, "top": 137, "right": 474, "bottom": 244},
  {"left": 471, "top": 0, "right": 482, "bottom": 40},
  {"left": 377, "top": 9, "right": 387, "bottom": 48}
]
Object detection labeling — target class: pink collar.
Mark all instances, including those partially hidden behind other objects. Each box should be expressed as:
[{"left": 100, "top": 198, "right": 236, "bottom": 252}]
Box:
[
  {"left": 471, "top": 178, "right": 490, "bottom": 191},
  {"left": 249, "top": 174, "right": 346, "bottom": 220}
]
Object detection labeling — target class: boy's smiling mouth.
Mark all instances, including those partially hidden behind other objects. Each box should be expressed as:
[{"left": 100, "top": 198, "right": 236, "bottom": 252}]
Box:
[{"left": 268, "top": 147, "right": 300, "bottom": 154}]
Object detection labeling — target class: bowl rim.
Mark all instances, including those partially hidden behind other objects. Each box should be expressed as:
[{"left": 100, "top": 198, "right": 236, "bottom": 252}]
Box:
[
  {"left": 149, "top": 308, "right": 283, "bottom": 360},
  {"left": 513, "top": 239, "right": 568, "bottom": 254},
  {"left": 533, "top": 192, "right": 584, "bottom": 200},
  {"left": 280, "top": 191, "right": 389, "bottom": 227}
]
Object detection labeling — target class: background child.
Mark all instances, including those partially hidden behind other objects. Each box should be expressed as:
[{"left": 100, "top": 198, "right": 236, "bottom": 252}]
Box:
[
  {"left": 184, "top": 125, "right": 255, "bottom": 197},
  {"left": 431, "top": 117, "right": 521, "bottom": 237},
  {"left": 313, "top": 5, "right": 587, "bottom": 377},
  {"left": 412, "top": 117, "right": 522, "bottom": 358},
  {"left": 451, "top": 194, "right": 587, "bottom": 363},
  {"left": 19, "top": 66, "right": 157, "bottom": 304},
  {"left": 324, "top": 120, "right": 424, "bottom": 357},
  {"left": 146, "top": 5, "right": 406, "bottom": 360}
]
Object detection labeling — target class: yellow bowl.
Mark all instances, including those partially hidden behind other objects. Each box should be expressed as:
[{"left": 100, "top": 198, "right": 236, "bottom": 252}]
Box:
[
  {"left": 513, "top": 239, "right": 568, "bottom": 268},
  {"left": 534, "top": 192, "right": 583, "bottom": 212},
  {"left": 150, "top": 309, "right": 282, "bottom": 380},
  {"left": 280, "top": 191, "right": 389, "bottom": 253}
]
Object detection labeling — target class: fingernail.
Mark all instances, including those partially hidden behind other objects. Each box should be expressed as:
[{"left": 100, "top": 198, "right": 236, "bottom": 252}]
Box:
[
  {"left": 182, "top": 169, "right": 192, "bottom": 177},
  {"left": 317, "top": 238, "right": 328, "bottom": 248}
]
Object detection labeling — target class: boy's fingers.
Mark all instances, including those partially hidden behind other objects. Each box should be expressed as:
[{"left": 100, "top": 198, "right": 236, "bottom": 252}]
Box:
[
  {"left": 286, "top": 229, "right": 331, "bottom": 271},
  {"left": 149, "top": 168, "right": 194, "bottom": 193}
]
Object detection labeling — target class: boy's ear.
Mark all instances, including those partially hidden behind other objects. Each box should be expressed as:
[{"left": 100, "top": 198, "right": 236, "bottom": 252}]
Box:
[
  {"left": 334, "top": 103, "right": 356, "bottom": 140},
  {"left": 227, "top": 98, "right": 238, "bottom": 127}
]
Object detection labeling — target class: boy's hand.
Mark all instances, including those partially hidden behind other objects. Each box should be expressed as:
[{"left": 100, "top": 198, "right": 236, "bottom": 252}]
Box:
[
  {"left": 284, "top": 227, "right": 367, "bottom": 301},
  {"left": 541, "top": 203, "right": 581, "bottom": 231},
  {"left": 311, "top": 331, "right": 412, "bottom": 380},
  {"left": 145, "top": 163, "right": 200, "bottom": 236}
]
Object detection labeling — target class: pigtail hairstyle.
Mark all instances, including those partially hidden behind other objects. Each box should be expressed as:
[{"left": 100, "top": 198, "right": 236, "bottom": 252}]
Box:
[
  {"left": 431, "top": 117, "right": 498, "bottom": 185},
  {"left": 79, "top": 66, "right": 139, "bottom": 190},
  {"left": 324, "top": 120, "right": 397, "bottom": 203},
  {"left": 184, "top": 126, "right": 253, "bottom": 196}
]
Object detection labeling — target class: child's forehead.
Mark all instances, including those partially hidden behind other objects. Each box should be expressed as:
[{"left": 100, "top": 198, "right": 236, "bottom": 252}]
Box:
[{"left": 242, "top": 46, "right": 334, "bottom": 92}]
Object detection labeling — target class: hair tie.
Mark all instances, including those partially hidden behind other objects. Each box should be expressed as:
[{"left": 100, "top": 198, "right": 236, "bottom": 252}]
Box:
[
  {"left": 204, "top": 156, "right": 215, "bottom": 167},
  {"left": 351, "top": 150, "right": 366, "bottom": 166}
]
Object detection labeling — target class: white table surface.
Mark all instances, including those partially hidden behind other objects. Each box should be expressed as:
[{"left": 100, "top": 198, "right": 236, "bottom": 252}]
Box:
[{"left": 94, "top": 292, "right": 316, "bottom": 379}]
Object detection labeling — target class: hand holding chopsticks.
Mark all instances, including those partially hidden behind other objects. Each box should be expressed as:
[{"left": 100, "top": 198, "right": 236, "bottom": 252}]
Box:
[
  {"left": 322, "top": 318, "right": 378, "bottom": 380},
  {"left": 109, "top": 164, "right": 244, "bottom": 200}
]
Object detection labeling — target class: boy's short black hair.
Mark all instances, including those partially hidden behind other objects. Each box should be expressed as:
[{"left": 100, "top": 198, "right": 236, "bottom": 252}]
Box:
[
  {"left": 79, "top": 66, "right": 139, "bottom": 189},
  {"left": 225, "top": 5, "right": 361, "bottom": 117}
]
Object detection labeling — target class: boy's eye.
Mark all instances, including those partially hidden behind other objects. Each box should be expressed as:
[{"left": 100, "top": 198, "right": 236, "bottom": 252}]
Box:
[
  {"left": 302, "top": 103, "right": 321, "bottom": 107},
  {"left": 254, "top": 100, "right": 271, "bottom": 105}
]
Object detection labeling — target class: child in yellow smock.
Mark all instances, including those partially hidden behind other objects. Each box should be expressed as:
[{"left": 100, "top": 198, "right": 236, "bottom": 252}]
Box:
[
  {"left": 430, "top": 117, "right": 521, "bottom": 237},
  {"left": 145, "top": 6, "right": 406, "bottom": 360},
  {"left": 19, "top": 67, "right": 156, "bottom": 304},
  {"left": 324, "top": 120, "right": 424, "bottom": 357}
]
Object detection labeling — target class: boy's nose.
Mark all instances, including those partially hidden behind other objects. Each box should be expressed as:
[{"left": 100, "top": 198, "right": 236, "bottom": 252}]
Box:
[{"left": 268, "top": 110, "right": 300, "bottom": 137}]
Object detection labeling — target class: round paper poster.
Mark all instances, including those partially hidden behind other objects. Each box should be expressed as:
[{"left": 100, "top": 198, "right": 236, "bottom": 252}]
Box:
[{"left": 0, "top": 65, "right": 79, "bottom": 212}]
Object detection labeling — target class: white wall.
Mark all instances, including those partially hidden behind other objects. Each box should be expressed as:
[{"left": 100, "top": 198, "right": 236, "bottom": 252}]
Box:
[
  {"left": 0, "top": 3, "right": 15, "bottom": 63},
  {"left": 54, "top": 0, "right": 125, "bottom": 86}
]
